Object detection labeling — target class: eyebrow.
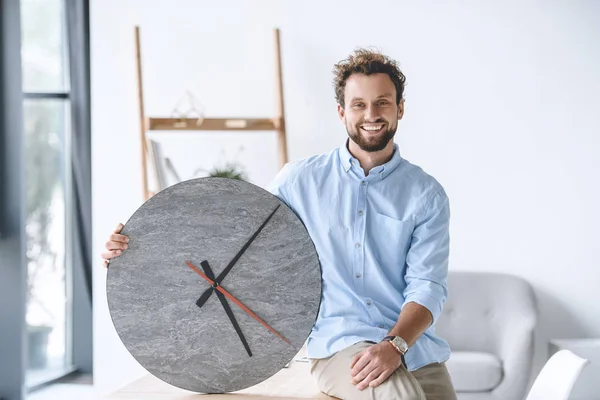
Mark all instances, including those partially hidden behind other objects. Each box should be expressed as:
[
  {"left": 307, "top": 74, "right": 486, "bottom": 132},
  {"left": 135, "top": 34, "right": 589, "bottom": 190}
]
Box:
[{"left": 349, "top": 93, "right": 394, "bottom": 102}]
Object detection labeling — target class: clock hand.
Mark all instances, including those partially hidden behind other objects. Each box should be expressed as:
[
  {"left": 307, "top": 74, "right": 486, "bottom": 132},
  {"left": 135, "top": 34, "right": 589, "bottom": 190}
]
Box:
[
  {"left": 195, "top": 260, "right": 220, "bottom": 310},
  {"left": 195, "top": 281, "right": 214, "bottom": 310},
  {"left": 196, "top": 204, "right": 281, "bottom": 308},
  {"left": 198, "top": 261, "right": 252, "bottom": 357},
  {"left": 186, "top": 261, "right": 291, "bottom": 345}
]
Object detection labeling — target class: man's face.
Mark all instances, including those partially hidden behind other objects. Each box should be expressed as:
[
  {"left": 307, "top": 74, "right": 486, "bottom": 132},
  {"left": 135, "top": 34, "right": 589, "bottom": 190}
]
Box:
[{"left": 338, "top": 73, "right": 404, "bottom": 152}]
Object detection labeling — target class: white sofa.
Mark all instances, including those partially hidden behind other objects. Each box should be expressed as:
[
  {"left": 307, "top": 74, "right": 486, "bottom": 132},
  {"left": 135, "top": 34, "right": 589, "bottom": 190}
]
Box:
[{"left": 436, "top": 272, "right": 538, "bottom": 400}]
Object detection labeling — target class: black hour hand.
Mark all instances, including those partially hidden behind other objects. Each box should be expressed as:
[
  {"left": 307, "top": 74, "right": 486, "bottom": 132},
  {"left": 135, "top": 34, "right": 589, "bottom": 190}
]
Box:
[
  {"left": 195, "top": 283, "right": 214, "bottom": 309},
  {"left": 197, "top": 260, "right": 252, "bottom": 357}
]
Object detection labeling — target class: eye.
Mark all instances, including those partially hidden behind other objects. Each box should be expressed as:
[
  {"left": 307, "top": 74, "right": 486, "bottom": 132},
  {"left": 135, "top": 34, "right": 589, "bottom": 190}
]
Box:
[
  {"left": 377, "top": 100, "right": 390, "bottom": 106},
  {"left": 353, "top": 103, "right": 365, "bottom": 108}
]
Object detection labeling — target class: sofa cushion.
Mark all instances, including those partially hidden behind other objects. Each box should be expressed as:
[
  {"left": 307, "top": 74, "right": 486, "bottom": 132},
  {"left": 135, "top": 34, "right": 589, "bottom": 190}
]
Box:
[{"left": 446, "top": 351, "right": 502, "bottom": 392}]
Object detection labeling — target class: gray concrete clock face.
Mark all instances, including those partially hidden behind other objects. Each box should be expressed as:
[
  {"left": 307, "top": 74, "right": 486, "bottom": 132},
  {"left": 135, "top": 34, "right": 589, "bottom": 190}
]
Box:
[{"left": 106, "top": 178, "right": 322, "bottom": 394}]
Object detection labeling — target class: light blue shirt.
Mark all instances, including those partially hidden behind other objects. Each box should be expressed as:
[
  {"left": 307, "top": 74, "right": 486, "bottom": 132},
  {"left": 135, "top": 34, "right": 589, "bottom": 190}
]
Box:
[{"left": 265, "top": 140, "right": 451, "bottom": 371}]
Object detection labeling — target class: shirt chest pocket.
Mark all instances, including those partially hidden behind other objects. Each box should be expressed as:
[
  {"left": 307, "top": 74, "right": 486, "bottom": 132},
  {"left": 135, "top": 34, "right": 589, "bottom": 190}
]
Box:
[{"left": 368, "top": 212, "right": 414, "bottom": 270}]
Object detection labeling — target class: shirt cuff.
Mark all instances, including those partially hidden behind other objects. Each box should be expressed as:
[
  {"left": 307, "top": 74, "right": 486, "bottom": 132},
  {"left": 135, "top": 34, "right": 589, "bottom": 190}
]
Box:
[{"left": 402, "top": 292, "right": 444, "bottom": 326}]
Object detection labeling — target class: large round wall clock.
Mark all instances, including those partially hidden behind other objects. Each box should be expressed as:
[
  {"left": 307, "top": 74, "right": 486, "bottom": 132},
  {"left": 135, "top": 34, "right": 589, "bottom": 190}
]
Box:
[{"left": 106, "top": 177, "right": 322, "bottom": 394}]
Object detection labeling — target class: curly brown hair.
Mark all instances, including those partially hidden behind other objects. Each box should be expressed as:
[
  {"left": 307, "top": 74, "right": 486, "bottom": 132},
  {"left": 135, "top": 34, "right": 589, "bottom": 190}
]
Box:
[{"left": 333, "top": 48, "right": 406, "bottom": 108}]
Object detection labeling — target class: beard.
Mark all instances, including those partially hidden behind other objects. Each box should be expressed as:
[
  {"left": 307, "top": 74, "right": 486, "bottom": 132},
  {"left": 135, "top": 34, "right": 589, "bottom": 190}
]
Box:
[{"left": 346, "top": 119, "right": 397, "bottom": 152}]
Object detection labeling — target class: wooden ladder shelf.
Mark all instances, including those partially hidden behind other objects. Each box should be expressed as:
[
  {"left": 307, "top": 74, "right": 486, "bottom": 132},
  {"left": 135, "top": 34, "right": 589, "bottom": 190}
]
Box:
[{"left": 134, "top": 26, "right": 289, "bottom": 200}]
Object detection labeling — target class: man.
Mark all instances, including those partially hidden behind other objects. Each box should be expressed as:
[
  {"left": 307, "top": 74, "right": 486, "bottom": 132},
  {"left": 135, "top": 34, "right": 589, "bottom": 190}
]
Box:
[{"left": 102, "top": 48, "right": 457, "bottom": 399}]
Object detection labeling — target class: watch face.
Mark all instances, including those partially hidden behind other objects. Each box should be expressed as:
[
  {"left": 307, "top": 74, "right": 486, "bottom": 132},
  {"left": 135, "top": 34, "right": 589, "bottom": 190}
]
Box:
[
  {"left": 393, "top": 337, "right": 408, "bottom": 353},
  {"left": 106, "top": 178, "right": 322, "bottom": 394}
]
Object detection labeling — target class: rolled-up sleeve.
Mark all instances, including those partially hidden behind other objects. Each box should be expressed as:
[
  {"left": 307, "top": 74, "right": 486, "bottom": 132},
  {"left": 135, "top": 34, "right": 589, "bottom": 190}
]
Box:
[{"left": 402, "top": 189, "right": 450, "bottom": 326}]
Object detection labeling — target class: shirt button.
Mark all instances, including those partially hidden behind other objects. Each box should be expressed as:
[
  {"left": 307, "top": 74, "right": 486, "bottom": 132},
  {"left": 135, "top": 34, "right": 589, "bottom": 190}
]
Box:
[
  {"left": 361, "top": 181, "right": 366, "bottom": 186},
  {"left": 355, "top": 243, "right": 361, "bottom": 248},
  {"left": 379, "top": 324, "right": 384, "bottom": 328},
  {"left": 358, "top": 210, "right": 363, "bottom": 216},
  {"left": 366, "top": 300, "right": 372, "bottom": 306},
  {"left": 355, "top": 273, "right": 361, "bottom": 278}
]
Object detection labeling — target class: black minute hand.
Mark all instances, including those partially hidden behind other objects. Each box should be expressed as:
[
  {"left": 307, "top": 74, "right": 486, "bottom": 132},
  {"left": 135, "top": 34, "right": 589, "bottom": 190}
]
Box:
[{"left": 195, "top": 204, "right": 281, "bottom": 308}]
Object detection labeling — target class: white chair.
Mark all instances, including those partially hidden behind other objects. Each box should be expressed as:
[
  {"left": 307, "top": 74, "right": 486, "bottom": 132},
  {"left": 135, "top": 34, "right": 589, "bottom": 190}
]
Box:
[
  {"left": 438, "top": 272, "right": 538, "bottom": 399},
  {"left": 525, "top": 349, "right": 590, "bottom": 400}
]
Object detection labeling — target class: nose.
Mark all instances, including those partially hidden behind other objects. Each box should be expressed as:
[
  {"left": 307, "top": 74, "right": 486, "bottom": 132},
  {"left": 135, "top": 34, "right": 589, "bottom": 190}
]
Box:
[{"left": 364, "top": 105, "right": 380, "bottom": 121}]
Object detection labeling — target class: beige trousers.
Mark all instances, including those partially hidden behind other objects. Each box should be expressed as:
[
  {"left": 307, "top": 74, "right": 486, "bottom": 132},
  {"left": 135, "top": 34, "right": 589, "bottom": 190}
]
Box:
[{"left": 310, "top": 342, "right": 457, "bottom": 400}]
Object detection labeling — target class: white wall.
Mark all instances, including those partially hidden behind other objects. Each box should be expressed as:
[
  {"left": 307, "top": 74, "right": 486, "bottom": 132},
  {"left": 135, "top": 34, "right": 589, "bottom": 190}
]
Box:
[{"left": 91, "top": 0, "right": 600, "bottom": 396}]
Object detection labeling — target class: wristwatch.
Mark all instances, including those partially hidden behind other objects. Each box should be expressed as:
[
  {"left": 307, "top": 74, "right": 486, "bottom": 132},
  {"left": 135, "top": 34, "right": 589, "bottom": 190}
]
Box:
[{"left": 382, "top": 335, "right": 408, "bottom": 355}]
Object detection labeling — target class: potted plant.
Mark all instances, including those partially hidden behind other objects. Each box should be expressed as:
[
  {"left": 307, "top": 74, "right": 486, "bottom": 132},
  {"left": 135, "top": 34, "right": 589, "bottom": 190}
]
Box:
[{"left": 206, "top": 162, "right": 248, "bottom": 181}]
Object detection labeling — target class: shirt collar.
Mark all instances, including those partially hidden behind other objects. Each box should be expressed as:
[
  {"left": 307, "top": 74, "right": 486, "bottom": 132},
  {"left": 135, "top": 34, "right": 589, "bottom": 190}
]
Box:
[{"left": 338, "top": 138, "right": 403, "bottom": 180}]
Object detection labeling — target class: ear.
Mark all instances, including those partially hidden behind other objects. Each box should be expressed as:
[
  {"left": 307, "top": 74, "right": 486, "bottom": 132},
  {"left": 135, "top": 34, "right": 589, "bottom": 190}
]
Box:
[
  {"left": 337, "top": 104, "right": 345, "bottom": 123},
  {"left": 397, "top": 99, "right": 405, "bottom": 120}
]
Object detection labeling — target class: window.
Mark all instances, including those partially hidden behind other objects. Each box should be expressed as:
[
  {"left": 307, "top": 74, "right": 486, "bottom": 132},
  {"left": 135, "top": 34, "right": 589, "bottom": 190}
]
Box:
[
  {"left": 0, "top": 0, "right": 92, "bottom": 397},
  {"left": 21, "top": 0, "right": 73, "bottom": 388}
]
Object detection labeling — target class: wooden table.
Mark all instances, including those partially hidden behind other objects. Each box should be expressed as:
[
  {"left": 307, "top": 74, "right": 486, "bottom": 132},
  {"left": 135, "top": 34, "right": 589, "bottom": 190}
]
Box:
[{"left": 104, "top": 350, "right": 334, "bottom": 400}]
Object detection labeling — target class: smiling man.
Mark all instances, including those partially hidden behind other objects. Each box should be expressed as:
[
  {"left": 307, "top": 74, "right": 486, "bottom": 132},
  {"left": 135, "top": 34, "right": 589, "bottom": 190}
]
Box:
[
  {"left": 265, "top": 49, "right": 457, "bottom": 399},
  {"left": 101, "top": 48, "right": 456, "bottom": 399}
]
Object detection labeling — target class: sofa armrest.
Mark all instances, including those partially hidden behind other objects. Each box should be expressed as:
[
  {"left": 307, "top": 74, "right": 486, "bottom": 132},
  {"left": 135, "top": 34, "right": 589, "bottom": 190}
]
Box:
[{"left": 492, "top": 289, "right": 537, "bottom": 400}]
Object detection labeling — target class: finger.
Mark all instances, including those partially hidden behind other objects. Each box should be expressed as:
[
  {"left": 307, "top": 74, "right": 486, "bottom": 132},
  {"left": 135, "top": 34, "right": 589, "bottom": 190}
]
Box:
[
  {"left": 357, "top": 367, "right": 384, "bottom": 391},
  {"left": 368, "top": 369, "right": 393, "bottom": 389},
  {"left": 100, "top": 249, "right": 122, "bottom": 260},
  {"left": 103, "top": 259, "right": 109, "bottom": 268},
  {"left": 351, "top": 360, "right": 376, "bottom": 385},
  {"left": 350, "top": 353, "right": 366, "bottom": 378},
  {"left": 350, "top": 350, "right": 364, "bottom": 370},
  {"left": 351, "top": 351, "right": 372, "bottom": 377},
  {"left": 110, "top": 233, "right": 130, "bottom": 244},
  {"left": 113, "top": 223, "right": 124, "bottom": 234},
  {"left": 105, "top": 240, "right": 128, "bottom": 251}
]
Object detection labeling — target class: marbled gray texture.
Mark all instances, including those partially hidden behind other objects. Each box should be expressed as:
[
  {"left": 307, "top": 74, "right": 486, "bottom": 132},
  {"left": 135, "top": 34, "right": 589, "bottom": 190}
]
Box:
[{"left": 106, "top": 177, "right": 322, "bottom": 394}]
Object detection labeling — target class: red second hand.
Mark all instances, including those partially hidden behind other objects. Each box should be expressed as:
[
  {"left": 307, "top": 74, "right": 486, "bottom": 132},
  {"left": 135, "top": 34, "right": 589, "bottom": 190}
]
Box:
[{"left": 186, "top": 261, "right": 291, "bottom": 345}]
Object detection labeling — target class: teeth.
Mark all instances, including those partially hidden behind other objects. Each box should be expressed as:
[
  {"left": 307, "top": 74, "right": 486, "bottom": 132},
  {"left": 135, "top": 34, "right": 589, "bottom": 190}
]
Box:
[{"left": 362, "top": 125, "right": 383, "bottom": 131}]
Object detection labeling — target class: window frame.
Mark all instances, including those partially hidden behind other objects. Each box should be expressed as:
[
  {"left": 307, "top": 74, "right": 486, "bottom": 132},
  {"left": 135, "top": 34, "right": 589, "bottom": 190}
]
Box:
[{"left": 0, "top": 0, "right": 92, "bottom": 397}]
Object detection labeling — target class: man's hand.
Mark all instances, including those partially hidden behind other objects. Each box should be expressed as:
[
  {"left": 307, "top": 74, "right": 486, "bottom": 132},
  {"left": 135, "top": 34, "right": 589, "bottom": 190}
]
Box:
[
  {"left": 101, "top": 223, "right": 129, "bottom": 268},
  {"left": 349, "top": 342, "right": 403, "bottom": 390}
]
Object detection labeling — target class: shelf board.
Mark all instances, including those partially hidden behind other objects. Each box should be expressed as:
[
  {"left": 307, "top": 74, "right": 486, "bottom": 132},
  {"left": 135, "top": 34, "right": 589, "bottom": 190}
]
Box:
[{"left": 147, "top": 117, "right": 280, "bottom": 131}]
